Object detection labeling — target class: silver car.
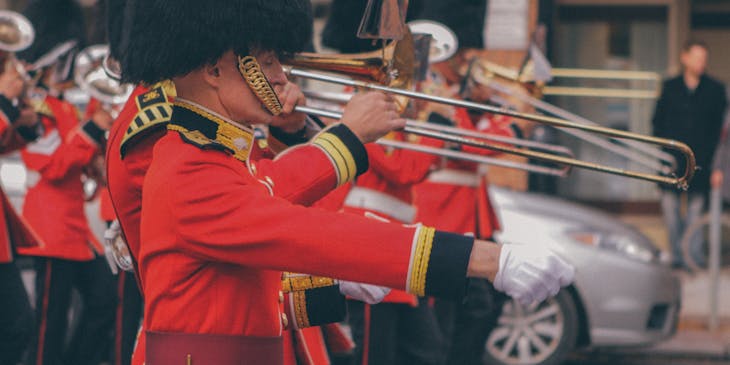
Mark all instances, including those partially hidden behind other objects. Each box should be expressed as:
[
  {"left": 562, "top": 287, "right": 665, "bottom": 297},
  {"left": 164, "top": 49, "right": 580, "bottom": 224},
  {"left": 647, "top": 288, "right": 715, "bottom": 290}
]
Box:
[{"left": 484, "top": 187, "right": 680, "bottom": 365}]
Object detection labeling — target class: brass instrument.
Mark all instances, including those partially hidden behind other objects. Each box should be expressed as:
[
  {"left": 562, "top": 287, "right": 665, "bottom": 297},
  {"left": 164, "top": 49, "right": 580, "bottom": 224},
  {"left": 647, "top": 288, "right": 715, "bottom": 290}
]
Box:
[
  {"left": 299, "top": 105, "right": 570, "bottom": 177},
  {"left": 0, "top": 10, "right": 36, "bottom": 102},
  {"left": 303, "top": 88, "right": 576, "bottom": 163},
  {"left": 0, "top": 10, "right": 34, "bottom": 53},
  {"left": 74, "top": 45, "right": 133, "bottom": 105},
  {"left": 472, "top": 56, "right": 661, "bottom": 100},
  {"left": 283, "top": 44, "right": 695, "bottom": 189}
]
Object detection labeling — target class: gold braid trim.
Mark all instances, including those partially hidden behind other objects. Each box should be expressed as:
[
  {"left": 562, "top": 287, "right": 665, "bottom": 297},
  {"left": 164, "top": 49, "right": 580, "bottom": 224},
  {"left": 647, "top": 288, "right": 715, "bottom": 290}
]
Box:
[
  {"left": 312, "top": 131, "right": 358, "bottom": 186},
  {"left": 238, "top": 56, "right": 283, "bottom": 116},
  {"left": 171, "top": 101, "right": 254, "bottom": 162},
  {"left": 281, "top": 274, "right": 336, "bottom": 293},
  {"left": 408, "top": 226, "right": 436, "bottom": 296},
  {"left": 291, "top": 291, "right": 311, "bottom": 328}
]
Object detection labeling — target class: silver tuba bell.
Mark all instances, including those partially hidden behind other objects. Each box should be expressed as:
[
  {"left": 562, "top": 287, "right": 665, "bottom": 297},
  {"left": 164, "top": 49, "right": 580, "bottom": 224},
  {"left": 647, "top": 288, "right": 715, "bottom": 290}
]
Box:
[
  {"left": 0, "top": 10, "right": 34, "bottom": 53},
  {"left": 74, "top": 44, "right": 133, "bottom": 105}
]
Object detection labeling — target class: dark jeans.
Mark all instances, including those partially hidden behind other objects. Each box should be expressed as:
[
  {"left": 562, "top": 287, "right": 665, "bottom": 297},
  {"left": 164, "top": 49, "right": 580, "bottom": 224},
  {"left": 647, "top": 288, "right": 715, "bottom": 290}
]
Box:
[
  {"left": 0, "top": 261, "right": 34, "bottom": 365},
  {"left": 435, "top": 279, "right": 507, "bottom": 365},
  {"left": 28, "top": 256, "right": 117, "bottom": 365},
  {"left": 114, "top": 270, "right": 143, "bottom": 365},
  {"left": 347, "top": 298, "right": 446, "bottom": 365}
]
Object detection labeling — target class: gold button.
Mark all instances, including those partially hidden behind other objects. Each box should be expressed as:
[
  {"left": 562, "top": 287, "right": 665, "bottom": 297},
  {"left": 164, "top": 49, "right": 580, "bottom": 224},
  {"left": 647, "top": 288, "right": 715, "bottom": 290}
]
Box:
[
  {"left": 279, "top": 291, "right": 284, "bottom": 303},
  {"left": 281, "top": 313, "right": 289, "bottom": 329}
]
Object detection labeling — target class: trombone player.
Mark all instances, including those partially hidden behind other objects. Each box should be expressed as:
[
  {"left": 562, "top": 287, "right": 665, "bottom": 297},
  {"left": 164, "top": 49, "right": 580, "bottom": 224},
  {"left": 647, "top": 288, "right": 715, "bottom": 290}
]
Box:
[{"left": 115, "top": 0, "right": 573, "bottom": 363}]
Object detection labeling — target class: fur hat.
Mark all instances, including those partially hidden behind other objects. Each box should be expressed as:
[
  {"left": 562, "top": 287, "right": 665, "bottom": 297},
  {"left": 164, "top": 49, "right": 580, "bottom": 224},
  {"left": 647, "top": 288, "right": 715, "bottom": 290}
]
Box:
[
  {"left": 17, "top": 0, "right": 85, "bottom": 65},
  {"left": 414, "top": 0, "right": 486, "bottom": 49},
  {"left": 105, "top": 0, "right": 126, "bottom": 60},
  {"left": 119, "top": 0, "right": 313, "bottom": 84}
]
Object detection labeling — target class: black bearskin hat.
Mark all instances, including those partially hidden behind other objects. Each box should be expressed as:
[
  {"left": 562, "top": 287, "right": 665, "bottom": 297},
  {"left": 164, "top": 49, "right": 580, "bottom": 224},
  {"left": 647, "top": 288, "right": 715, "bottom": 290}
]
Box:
[
  {"left": 414, "top": 0, "right": 486, "bottom": 49},
  {"left": 17, "top": 0, "right": 86, "bottom": 64},
  {"left": 106, "top": 0, "right": 126, "bottom": 60},
  {"left": 119, "top": 0, "right": 313, "bottom": 85}
]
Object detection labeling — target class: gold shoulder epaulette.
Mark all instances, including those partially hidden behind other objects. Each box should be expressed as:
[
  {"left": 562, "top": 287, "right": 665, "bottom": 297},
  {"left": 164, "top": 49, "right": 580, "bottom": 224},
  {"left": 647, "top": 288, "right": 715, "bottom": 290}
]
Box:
[
  {"left": 119, "top": 83, "right": 174, "bottom": 158},
  {"left": 32, "top": 99, "right": 54, "bottom": 120}
]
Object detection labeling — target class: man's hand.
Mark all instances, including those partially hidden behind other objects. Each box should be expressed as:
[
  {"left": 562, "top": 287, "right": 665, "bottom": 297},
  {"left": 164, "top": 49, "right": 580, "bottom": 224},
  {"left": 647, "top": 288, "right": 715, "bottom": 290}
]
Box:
[
  {"left": 340, "top": 92, "right": 406, "bottom": 144},
  {"left": 269, "top": 82, "right": 306, "bottom": 133},
  {"left": 493, "top": 243, "right": 574, "bottom": 306},
  {"left": 91, "top": 108, "right": 114, "bottom": 130},
  {"left": 0, "top": 66, "right": 25, "bottom": 100}
]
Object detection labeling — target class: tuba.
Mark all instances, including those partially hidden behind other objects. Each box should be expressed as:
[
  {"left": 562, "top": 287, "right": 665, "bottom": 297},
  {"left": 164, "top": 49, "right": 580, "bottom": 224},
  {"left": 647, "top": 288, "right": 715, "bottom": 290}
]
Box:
[
  {"left": 0, "top": 10, "right": 34, "bottom": 54},
  {"left": 74, "top": 44, "right": 133, "bottom": 106}
]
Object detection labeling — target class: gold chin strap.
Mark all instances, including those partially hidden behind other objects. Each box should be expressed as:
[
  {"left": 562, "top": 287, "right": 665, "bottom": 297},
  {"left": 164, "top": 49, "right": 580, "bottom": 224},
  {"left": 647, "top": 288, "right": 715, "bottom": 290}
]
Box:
[{"left": 237, "top": 55, "right": 283, "bottom": 116}]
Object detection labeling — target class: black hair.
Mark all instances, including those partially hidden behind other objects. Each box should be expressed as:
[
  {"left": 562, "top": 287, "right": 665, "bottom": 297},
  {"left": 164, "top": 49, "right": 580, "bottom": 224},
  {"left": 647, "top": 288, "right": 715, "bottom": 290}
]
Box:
[{"left": 682, "top": 39, "right": 708, "bottom": 53}]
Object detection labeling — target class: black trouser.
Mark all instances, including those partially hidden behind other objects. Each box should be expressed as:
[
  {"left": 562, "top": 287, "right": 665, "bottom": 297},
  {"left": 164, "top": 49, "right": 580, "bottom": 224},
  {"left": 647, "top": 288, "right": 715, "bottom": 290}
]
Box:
[
  {"left": 435, "top": 279, "right": 507, "bottom": 365},
  {"left": 113, "top": 270, "right": 143, "bottom": 365},
  {"left": 0, "top": 261, "right": 34, "bottom": 365},
  {"left": 28, "top": 256, "right": 117, "bottom": 365},
  {"left": 347, "top": 298, "right": 446, "bottom": 365}
]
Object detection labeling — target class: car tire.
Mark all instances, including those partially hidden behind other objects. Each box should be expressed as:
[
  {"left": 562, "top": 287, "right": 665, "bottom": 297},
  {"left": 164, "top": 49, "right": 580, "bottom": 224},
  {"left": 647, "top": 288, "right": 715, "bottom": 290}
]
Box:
[{"left": 483, "top": 290, "right": 579, "bottom": 365}]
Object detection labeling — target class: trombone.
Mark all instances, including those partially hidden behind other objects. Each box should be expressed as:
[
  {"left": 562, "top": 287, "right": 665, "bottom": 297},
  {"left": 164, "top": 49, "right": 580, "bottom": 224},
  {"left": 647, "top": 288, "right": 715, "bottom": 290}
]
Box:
[
  {"left": 299, "top": 105, "right": 571, "bottom": 177},
  {"left": 283, "top": 65, "right": 695, "bottom": 189}
]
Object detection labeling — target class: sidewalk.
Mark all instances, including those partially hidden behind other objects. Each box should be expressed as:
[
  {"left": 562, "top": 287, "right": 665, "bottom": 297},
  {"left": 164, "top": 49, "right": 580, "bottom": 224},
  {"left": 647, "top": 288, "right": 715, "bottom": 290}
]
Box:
[{"left": 616, "top": 213, "right": 730, "bottom": 359}]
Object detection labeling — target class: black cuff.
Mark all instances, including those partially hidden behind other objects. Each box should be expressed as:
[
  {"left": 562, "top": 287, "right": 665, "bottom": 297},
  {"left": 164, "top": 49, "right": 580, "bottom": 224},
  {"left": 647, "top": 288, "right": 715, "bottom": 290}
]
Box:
[
  {"left": 0, "top": 95, "right": 20, "bottom": 123},
  {"left": 427, "top": 112, "right": 454, "bottom": 126},
  {"left": 303, "top": 285, "right": 347, "bottom": 326},
  {"left": 269, "top": 124, "right": 308, "bottom": 147},
  {"left": 424, "top": 231, "right": 474, "bottom": 299},
  {"left": 16, "top": 124, "right": 41, "bottom": 141},
  {"left": 326, "top": 123, "right": 369, "bottom": 176},
  {"left": 82, "top": 120, "right": 106, "bottom": 145}
]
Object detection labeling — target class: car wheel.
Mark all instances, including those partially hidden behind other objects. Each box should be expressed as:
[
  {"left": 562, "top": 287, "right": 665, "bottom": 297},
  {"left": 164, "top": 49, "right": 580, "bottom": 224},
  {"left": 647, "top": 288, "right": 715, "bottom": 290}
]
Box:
[{"left": 483, "top": 290, "right": 578, "bottom": 365}]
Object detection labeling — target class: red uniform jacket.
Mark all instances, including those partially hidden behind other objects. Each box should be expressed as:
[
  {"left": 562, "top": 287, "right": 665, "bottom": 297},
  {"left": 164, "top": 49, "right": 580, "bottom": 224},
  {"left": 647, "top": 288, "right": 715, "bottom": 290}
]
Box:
[
  {"left": 106, "top": 87, "right": 376, "bottom": 365},
  {"left": 342, "top": 132, "right": 440, "bottom": 305},
  {"left": 138, "top": 100, "right": 473, "bottom": 358},
  {"left": 0, "top": 95, "right": 43, "bottom": 263},
  {"left": 18, "top": 95, "right": 105, "bottom": 261},
  {"left": 414, "top": 108, "right": 514, "bottom": 238}
]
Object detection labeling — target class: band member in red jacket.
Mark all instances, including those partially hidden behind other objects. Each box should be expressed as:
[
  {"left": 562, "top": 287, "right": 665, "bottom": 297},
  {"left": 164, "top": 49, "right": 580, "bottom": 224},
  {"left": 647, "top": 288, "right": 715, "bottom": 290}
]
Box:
[
  {"left": 17, "top": 2, "right": 117, "bottom": 363},
  {"left": 0, "top": 45, "right": 43, "bottom": 365},
  {"left": 414, "top": 48, "right": 524, "bottom": 364},
  {"left": 341, "top": 133, "right": 447, "bottom": 365},
  {"left": 114, "top": 1, "right": 573, "bottom": 363}
]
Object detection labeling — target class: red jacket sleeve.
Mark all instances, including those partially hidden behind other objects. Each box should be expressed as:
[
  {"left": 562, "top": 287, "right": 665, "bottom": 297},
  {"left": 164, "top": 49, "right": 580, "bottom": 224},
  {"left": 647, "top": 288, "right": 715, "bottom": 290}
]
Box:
[
  {"left": 253, "top": 124, "right": 368, "bottom": 206},
  {"left": 147, "top": 133, "right": 474, "bottom": 299},
  {"left": 22, "top": 116, "right": 103, "bottom": 182},
  {"left": 365, "top": 134, "right": 441, "bottom": 186}
]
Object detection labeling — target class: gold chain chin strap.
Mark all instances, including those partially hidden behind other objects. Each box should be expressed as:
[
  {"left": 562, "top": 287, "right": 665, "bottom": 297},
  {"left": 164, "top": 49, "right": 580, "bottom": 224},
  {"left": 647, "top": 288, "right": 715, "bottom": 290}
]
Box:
[{"left": 237, "top": 55, "right": 283, "bottom": 116}]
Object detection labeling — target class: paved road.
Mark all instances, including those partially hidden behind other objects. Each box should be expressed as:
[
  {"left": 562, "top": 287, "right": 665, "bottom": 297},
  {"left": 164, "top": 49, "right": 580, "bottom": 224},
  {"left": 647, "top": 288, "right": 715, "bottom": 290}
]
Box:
[{"left": 565, "top": 351, "right": 730, "bottom": 365}]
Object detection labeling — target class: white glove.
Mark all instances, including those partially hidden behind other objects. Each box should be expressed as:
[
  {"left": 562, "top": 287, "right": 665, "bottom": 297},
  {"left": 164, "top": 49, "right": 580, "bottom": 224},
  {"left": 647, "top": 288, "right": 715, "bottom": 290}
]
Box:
[
  {"left": 339, "top": 281, "right": 391, "bottom": 304},
  {"left": 103, "top": 220, "right": 134, "bottom": 274},
  {"left": 494, "top": 243, "right": 574, "bottom": 306}
]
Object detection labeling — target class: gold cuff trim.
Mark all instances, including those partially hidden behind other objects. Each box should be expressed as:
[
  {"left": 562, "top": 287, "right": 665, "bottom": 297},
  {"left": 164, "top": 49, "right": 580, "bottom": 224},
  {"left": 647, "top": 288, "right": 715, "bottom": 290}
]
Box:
[
  {"left": 312, "top": 131, "right": 357, "bottom": 186},
  {"left": 408, "top": 226, "right": 436, "bottom": 296},
  {"left": 281, "top": 274, "right": 336, "bottom": 293},
  {"left": 291, "top": 291, "right": 310, "bottom": 328}
]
